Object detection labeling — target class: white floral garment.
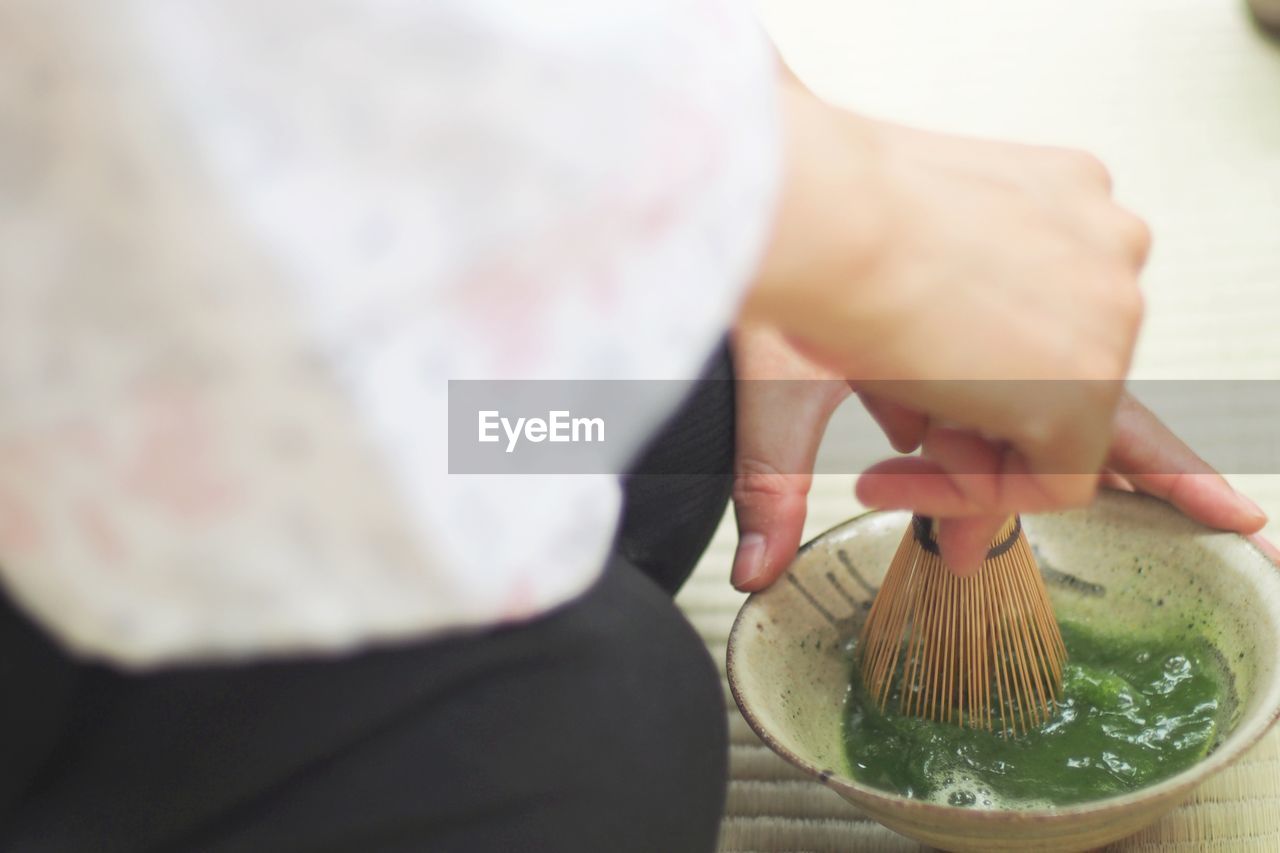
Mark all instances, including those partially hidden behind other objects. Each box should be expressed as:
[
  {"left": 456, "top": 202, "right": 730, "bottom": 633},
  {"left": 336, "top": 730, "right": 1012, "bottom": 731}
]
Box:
[{"left": 0, "top": 1, "right": 779, "bottom": 665}]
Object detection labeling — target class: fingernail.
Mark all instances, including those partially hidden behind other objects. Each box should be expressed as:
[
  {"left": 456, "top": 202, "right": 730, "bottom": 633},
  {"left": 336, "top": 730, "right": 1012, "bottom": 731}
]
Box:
[
  {"left": 1236, "top": 490, "right": 1268, "bottom": 522},
  {"left": 732, "top": 533, "right": 767, "bottom": 590}
]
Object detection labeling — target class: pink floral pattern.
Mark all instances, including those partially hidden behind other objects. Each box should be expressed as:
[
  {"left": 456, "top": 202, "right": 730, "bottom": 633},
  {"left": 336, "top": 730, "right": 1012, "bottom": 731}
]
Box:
[{"left": 0, "top": 0, "right": 779, "bottom": 664}]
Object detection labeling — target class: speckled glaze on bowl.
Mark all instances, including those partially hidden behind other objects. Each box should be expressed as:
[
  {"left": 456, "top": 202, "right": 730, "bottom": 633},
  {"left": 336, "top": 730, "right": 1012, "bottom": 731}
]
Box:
[{"left": 726, "top": 491, "right": 1280, "bottom": 852}]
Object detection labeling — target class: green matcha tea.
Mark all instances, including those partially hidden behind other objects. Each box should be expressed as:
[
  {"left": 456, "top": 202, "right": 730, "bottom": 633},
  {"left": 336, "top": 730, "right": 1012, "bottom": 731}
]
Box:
[{"left": 843, "top": 621, "right": 1230, "bottom": 807}]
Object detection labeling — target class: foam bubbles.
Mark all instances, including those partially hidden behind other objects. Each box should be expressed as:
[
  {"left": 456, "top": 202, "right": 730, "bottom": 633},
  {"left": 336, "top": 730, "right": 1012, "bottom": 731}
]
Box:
[{"left": 928, "top": 769, "right": 1052, "bottom": 811}]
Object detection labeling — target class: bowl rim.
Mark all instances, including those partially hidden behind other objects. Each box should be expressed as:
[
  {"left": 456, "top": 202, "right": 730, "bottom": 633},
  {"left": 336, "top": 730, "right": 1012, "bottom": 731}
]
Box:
[{"left": 725, "top": 490, "right": 1280, "bottom": 821}]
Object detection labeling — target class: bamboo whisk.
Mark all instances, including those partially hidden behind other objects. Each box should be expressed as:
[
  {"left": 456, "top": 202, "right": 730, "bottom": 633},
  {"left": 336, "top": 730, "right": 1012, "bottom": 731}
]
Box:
[{"left": 857, "top": 515, "right": 1066, "bottom": 735}]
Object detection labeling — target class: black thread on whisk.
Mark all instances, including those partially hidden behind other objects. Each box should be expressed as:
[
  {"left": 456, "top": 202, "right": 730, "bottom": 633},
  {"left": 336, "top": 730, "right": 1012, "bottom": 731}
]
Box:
[{"left": 910, "top": 515, "right": 1023, "bottom": 560}]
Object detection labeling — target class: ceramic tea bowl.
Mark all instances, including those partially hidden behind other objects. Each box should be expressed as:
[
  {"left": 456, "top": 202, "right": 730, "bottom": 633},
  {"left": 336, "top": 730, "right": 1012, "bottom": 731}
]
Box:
[{"left": 726, "top": 491, "right": 1280, "bottom": 852}]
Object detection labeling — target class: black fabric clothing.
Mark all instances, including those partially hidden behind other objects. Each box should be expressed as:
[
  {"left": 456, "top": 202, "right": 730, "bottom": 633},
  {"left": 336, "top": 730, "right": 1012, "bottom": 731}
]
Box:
[
  {"left": 0, "top": 345, "right": 736, "bottom": 853},
  {"left": 617, "top": 342, "right": 735, "bottom": 594}
]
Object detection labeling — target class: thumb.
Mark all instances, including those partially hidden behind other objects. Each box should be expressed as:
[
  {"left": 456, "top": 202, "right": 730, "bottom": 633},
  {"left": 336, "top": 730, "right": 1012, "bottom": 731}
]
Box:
[
  {"left": 732, "top": 465, "right": 812, "bottom": 592},
  {"left": 732, "top": 380, "right": 847, "bottom": 592}
]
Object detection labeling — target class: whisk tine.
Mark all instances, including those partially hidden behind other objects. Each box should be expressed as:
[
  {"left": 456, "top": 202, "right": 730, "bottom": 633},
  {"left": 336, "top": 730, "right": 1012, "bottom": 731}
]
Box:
[
  {"left": 857, "top": 515, "right": 1066, "bottom": 735},
  {"left": 939, "top": 570, "right": 957, "bottom": 723},
  {"left": 992, "top": 551, "right": 1037, "bottom": 731}
]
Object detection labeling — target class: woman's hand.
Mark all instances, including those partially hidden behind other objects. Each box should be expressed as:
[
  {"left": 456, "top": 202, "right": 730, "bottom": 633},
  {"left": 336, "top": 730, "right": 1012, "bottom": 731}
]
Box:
[
  {"left": 744, "top": 83, "right": 1148, "bottom": 521},
  {"left": 731, "top": 330, "right": 1274, "bottom": 589},
  {"left": 855, "top": 394, "right": 1275, "bottom": 572}
]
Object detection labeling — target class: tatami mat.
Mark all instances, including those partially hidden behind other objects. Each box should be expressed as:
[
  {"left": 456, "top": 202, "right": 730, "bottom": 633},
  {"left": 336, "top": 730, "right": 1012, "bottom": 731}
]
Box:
[{"left": 684, "top": 0, "right": 1280, "bottom": 849}]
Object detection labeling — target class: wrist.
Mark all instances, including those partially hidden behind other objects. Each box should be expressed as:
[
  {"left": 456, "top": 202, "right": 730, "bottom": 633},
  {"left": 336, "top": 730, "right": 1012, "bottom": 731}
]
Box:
[{"left": 741, "top": 89, "right": 894, "bottom": 373}]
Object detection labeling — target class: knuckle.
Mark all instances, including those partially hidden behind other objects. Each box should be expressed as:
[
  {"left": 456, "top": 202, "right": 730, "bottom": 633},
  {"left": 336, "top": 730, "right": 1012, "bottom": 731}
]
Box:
[
  {"left": 1128, "top": 215, "right": 1153, "bottom": 257},
  {"left": 1112, "top": 278, "right": 1145, "bottom": 330},
  {"left": 1060, "top": 149, "right": 1113, "bottom": 189},
  {"left": 1120, "top": 212, "right": 1153, "bottom": 263},
  {"left": 1080, "top": 153, "right": 1113, "bottom": 188},
  {"left": 960, "top": 473, "right": 1002, "bottom": 511},
  {"left": 1012, "top": 411, "right": 1059, "bottom": 457},
  {"left": 733, "top": 457, "right": 793, "bottom": 499},
  {"left": 1091, "top": 268, "right": 1145, "bottom": 334}
]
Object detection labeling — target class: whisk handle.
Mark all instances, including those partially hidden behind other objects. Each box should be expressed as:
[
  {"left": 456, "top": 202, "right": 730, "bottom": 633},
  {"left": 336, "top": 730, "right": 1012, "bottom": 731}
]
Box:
[{"left": 911, "top": 514, "right": 1022, "bottom": 560}]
